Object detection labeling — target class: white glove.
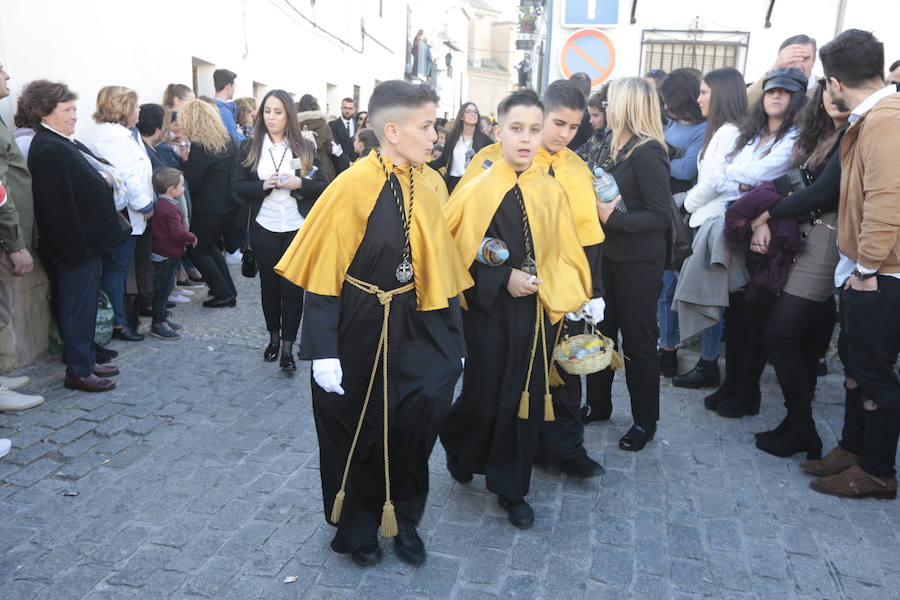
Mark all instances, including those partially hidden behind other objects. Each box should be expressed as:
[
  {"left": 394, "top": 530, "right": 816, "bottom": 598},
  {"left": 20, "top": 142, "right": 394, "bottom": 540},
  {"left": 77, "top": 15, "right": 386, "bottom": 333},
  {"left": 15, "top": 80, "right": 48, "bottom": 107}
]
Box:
[
  {"left": 566, "top": 305, "right": 587, "bottom": 321},
  {"left": 583, "top": 297, "right": 606, "bottom": 323},
  {"left": 461, "top": 357, "right": 466, "bottom": 368},
  {"left": 313, "top": 358, "right": 345, "bottom": 395},
  {"left": 330, "top": 141, "right": 344, "bottom": 157}
]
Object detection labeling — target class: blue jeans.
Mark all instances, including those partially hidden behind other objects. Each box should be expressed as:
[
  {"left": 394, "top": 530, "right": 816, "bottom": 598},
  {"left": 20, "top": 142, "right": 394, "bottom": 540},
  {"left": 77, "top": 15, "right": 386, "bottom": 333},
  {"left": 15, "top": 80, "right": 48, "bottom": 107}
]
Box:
[
  {"left": 101, "top": 236, "right": 136, "bottom": 327},
  {"left": 700, "top": 314, "right": 724, "bottom": 361},
  {"left": 658, "top": 270, "right": 680, "bottom": 349}
]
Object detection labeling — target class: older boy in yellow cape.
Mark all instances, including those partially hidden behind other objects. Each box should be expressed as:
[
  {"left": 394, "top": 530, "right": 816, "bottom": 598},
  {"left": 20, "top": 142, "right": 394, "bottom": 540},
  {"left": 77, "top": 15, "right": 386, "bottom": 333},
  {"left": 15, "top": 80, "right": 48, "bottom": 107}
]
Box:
[
  {"left": 454, "top": 80, "right": 608, "bottom": 478},
  {"left": 275, "top": 81, "right": 472, "bottom": 567},
  {"left": 439, "top": 89, "right": 593, "bottom": 529}
]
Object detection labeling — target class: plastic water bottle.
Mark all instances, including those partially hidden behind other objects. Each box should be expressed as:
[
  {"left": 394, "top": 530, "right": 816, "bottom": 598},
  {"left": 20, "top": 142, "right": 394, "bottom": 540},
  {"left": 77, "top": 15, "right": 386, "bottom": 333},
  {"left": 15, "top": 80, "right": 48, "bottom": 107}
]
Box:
[
  {"left": 475, "top": 238, "right": 510, "bottom": 266},
  {"left": 592, "top": 167, "right": 619, "bottom": 202}
]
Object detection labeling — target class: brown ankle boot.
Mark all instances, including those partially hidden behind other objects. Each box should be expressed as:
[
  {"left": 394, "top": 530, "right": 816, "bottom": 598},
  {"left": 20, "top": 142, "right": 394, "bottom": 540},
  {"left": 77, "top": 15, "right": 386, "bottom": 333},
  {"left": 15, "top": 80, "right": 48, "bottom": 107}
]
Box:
[
  {"left": 810, "top": 464, "right": 897, "bottom": 500},
  {"left": 800, "top": 446, "right": 859, "bottom": 477}
]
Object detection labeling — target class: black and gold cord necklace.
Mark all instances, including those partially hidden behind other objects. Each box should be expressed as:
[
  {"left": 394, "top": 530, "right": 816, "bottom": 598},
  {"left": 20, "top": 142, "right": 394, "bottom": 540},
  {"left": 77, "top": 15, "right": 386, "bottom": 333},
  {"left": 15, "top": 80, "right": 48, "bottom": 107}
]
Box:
[
  {"left": 377, "top": 153, "right": 415, "bottom": 283},
  {"left": 513, "top": 185, "right": 537, "bottom": 276}
]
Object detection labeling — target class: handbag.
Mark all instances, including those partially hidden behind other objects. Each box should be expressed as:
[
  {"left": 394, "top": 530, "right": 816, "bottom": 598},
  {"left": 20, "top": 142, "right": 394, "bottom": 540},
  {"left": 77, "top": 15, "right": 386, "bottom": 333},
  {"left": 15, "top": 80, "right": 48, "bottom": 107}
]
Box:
[
  {"left": 240, "top": 201, "right": 257, "bottom": 278},
  {"left": 669, "top": 193, "right": 693, "bottom": 271},
  {"left": 773, "top": 165, "right": 812, "bottom": 197}
]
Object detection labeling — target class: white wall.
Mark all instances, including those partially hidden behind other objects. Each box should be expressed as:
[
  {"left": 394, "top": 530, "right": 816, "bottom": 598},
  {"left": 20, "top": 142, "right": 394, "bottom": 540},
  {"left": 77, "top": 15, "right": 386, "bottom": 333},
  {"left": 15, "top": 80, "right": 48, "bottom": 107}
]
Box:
[
  {"left": 0, "top": 0, "right": 408, "bottom": 138},
  {"left": 546, "top": 0, "right": 900, "bottom": 88}
]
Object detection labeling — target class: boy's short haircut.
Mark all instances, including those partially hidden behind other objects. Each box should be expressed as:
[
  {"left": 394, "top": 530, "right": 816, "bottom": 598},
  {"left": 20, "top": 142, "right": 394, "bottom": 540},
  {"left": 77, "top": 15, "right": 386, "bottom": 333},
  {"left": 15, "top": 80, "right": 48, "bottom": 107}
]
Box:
[
  {"left": 153, "top": 167, "right": 183, "bottom": 195},
  {"left": 368, "top": 81, "right": 439, "bottom": 138},
  {"left": 497, "top": 88, "right": 544, "bottom": 121},
  {"left": 543, "top": 79, "right": 586, "bottom": 113},
  {"left": 213, "top": 69, "right": 237, "bottom": 92}
]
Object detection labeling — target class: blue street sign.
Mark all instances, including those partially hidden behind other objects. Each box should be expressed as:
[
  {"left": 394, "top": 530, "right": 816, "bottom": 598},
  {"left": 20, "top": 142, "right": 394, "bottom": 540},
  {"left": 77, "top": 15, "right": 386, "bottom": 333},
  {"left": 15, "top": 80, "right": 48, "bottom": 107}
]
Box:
[{"left": 562, "top": 0, "right": 619, "bottom": 27}]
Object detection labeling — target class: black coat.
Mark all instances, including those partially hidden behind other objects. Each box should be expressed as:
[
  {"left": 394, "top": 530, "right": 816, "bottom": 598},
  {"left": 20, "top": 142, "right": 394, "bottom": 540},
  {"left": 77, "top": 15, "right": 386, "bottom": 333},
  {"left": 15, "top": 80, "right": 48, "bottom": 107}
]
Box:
[
  {"left": 603, "top": 139, "right": 672, "bottom": 263},
  {"left": 28, "top": 127, "right": 129, "bottom": 264},
  {"left": 183, "top": 139, "right": 237, "bottom": 217},
  {"left": 329, "top": 117, "right": 357, "bottom": 165},
  {"left": 233, "top": 138, "right": 329, "bottom": 221}
]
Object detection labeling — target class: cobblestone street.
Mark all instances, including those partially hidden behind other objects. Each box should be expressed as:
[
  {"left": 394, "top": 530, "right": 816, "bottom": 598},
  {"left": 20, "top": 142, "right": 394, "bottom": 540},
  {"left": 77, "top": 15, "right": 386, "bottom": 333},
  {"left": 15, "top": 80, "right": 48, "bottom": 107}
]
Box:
[{"left": 1, "top": 268, "right": 898, "bottom": 600}]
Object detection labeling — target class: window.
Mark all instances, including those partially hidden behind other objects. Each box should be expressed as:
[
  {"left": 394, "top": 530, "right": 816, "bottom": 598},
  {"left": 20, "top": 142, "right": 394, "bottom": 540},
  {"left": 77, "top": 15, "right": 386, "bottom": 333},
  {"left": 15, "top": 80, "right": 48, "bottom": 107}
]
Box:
[
  {"left": 640, "top": 29, "right": 749, "bottom": 75},
  {"left": 353, "top": 85, "right": 361, "bottom": 107},
  {"left": 191, "top": 56, "right": 216, "bottom": 98},
  {"left": 253, "top": 81, "right": 267, "bottom": 102}
]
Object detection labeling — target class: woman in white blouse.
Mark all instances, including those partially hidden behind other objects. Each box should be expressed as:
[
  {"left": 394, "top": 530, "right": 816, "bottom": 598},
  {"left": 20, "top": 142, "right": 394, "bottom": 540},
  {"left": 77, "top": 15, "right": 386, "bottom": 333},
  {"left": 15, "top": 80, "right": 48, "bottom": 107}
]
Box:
[
  {"left": 234, "top": 90, "right": 327, "bottom": 370},
  {"left": 92, "top": 85, "right": 155, "bottom": 342}
]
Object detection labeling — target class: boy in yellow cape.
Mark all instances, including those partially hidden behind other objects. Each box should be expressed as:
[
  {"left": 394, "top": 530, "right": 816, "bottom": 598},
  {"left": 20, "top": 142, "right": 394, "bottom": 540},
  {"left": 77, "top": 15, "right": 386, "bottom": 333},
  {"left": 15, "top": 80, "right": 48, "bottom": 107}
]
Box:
[
  {"left": 455, "top": 80, "right": 608, "bottom": 479},
  {"left": 274, "top": 81, "right": 472, "bottom": 567},
  {"left": 440, "top": 89, "right": 593, "bottom": 528}
]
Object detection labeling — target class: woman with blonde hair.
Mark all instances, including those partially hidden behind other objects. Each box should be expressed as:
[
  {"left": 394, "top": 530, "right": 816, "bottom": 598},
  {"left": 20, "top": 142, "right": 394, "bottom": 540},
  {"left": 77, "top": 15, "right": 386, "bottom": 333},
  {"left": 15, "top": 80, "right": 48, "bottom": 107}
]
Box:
[
  {"left": 583, "top": 77, "right": 672, "bottom": 452},
  {"left": 179, "top": 100, "right": 238, "bottom": 307},
  {"left": 92, "top": 85, "right": 155, "bottom": 341}
]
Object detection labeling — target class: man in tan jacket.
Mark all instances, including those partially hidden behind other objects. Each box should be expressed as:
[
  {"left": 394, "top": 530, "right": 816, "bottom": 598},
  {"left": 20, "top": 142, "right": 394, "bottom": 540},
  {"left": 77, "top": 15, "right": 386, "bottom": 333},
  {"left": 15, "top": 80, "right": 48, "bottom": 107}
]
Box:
[{"left": 801, "top": 30, "right": 900, "bottom": 501}]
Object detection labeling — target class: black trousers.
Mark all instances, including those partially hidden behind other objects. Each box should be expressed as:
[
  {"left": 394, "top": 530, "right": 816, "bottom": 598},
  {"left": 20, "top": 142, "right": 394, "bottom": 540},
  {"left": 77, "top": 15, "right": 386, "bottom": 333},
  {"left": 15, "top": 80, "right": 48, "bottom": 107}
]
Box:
[
  {"left": 151, "top": 258, "right": 179, "bottom": 324},
  {"left": 765, "top": 292, "right": 822, "bottom": 413},
  {"left": 841, "top": 278, "right": 900, "bottom": 477},
  {"left": 134, "top": 226, "right": 155, "bottom": 305},
  {"left": 815, "top": 293, "right": 838, "bottom": 360},
  {"left": 587, "top": 256, "right": 665, "bottom": 427},
  {"left": 57, "top": 255, "right": 101, "bottom": 378},
  {"left": 189, "top": 212, "right": 237, "bottom": 299},
  {"left": 250, "top": 222, "right": 303, "bottom": 341}
]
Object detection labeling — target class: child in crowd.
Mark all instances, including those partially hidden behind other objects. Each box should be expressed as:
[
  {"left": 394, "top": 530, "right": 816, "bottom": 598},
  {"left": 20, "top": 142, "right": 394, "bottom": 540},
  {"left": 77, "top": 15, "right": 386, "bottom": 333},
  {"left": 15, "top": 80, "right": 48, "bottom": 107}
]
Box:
[
  {"left": 441, "top": 89, "right": 592, "bottom": 528},
  {"left": 150, "top": 167, "right": 197, "bottom": 340}
]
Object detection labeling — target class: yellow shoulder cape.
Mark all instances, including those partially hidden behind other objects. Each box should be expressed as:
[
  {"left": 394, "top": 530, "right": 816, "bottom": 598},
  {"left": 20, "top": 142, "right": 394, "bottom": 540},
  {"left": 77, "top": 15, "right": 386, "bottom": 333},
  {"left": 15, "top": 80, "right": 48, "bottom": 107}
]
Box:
[
  {"left": 454, "top": 143, "right": 502, "bottom": 195},
  {"left": 443, "top": 158, "right": 591, "bottom": 324},
  {"left": 275, "top": 151, "right": 473, "bottom": 310},
  {"left": 535, "top": 146, "right": 605, "bottom": 246},
  {"left": 454, "top": 143, "right": 604, "bottom": 246},
  {"left": 418, "top": 163, "right": 449, "bottom": 205}
]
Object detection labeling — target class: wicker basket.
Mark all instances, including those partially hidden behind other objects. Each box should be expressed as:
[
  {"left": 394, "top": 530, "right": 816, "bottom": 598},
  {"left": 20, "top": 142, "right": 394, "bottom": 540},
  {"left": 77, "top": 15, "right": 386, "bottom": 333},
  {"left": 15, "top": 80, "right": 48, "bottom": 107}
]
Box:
[{"left": 553, "top": 329, "right": 619, "bottom": 375}]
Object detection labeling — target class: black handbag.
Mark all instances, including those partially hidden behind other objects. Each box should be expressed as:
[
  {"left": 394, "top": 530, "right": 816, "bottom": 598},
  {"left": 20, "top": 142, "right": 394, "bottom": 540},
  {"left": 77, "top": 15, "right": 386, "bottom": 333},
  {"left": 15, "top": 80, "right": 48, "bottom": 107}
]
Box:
[
  {"left": 773, "top": 166, "right": 812, "bottom": 196},
  {"left": 669, "top": 195, "right": 693, "bottom": 271}
]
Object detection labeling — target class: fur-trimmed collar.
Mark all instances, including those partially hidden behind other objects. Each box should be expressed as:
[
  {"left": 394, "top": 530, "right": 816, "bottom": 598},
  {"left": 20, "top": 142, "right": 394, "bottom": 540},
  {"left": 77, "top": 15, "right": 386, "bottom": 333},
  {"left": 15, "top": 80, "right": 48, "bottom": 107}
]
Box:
[{"left": 297, "top": 110, "right": 325, "bottom": 121}]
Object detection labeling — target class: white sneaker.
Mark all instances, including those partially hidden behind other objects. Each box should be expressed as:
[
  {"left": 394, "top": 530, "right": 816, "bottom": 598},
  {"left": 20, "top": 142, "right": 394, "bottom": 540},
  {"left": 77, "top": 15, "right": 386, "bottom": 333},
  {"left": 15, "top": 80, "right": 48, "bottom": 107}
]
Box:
[
  {"left": 0, "top": 387, "right": 45, "bottom": 411},
  {"left": 224, "top": 250, "right": 243, "bottom": 265},
  {"left": 0, "top": 439, "right": 11, "bottom": 459},
  {"left": 175, "top": 288, "right": 195, "bottom": 296},
  {"left": 168, "top": 295, "right": 191, "bottom": 303},
  {"left": 0, "top": 375, "right": 29, "bottom": 390}
]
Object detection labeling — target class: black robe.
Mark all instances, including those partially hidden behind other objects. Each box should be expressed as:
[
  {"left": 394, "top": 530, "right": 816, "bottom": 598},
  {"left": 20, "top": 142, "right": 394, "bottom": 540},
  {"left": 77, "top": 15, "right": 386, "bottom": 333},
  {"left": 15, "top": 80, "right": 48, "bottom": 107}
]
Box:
[
  {"left": 300, "top": 177, "right": 465, "bottom": 552},
  {"left": 440, "top": 185, "right": 558, "bottom": 502}
]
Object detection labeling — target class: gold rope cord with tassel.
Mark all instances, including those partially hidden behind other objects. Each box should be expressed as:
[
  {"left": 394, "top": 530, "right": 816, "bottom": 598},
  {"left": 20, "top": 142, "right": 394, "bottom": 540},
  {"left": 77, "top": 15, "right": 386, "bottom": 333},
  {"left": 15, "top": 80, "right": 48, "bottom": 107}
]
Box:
[
  {"left": 548, "top": 321, "right": 566, "bottom": 388},
  {"left": 328, "top": 275, "right": 414, "bottom": 538},
  {"left": 517, "top": 295, "right": 556, "bottom": 422}
]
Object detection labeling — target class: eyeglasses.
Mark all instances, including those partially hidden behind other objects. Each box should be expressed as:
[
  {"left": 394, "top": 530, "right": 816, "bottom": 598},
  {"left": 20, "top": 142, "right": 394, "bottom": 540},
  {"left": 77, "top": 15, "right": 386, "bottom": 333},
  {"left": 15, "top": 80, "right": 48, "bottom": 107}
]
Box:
[{"left": 464, "top": 109, "right": 479, "bottom": 115}]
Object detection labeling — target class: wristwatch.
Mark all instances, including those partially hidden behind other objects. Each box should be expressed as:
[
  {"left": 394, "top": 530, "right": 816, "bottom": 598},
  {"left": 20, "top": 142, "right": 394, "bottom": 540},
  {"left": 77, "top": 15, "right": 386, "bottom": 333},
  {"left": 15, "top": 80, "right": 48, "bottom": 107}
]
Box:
[{"left": 851, "top": 268, "right": 877, "bottom": 280}]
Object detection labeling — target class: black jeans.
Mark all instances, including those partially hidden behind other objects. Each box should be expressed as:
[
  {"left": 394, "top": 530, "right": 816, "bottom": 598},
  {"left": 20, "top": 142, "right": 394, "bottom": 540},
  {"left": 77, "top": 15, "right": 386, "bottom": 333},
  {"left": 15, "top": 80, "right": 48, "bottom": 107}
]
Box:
[
  {"left": 189, "top": 212, "right": 237, "bottom": 299},
  {"left": 250, "top": 222, "right": 303, "bottom": 341},
  {"left": 587, "top": 255, "right": 665, "bottom": 427},
  {"left": 152, "top": 258, "right": 179, "bottom": 324},
  {"left": 765, "top": 292, "right": 822, "bottom": 413},
  {"left": 58, "top": 255, "right": 102, "bottom": 378},
  {"left": 841, "top": 277, "right": 900, "bottom": 477}
]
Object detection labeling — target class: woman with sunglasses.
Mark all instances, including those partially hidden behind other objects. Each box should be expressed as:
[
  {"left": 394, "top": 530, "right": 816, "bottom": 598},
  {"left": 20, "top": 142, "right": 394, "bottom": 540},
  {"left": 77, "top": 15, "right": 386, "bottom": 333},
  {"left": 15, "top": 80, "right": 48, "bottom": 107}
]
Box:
[{"left": 428, "top": 102, "right": 492, "bottom": 193}]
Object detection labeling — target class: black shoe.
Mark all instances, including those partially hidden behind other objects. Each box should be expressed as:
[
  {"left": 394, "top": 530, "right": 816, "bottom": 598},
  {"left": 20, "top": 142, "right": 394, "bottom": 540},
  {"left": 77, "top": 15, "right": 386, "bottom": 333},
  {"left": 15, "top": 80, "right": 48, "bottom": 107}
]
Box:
[
  {"left": 280, "top": 353, "right": 296, "bottom": 371},
  {"left": 202, "top": 296, "right": 236, "bottom": 308},
  {"left": 188, "top": 273, "right": 205, "bottom": 283},
  {"left": 672, "top": 358, "right": 721, "bottom": 389},
  {"left": 560, "top": 454, "right": 604, "bottom": 479},
  {"left": 393, "top": 519, "right": 426, "bottom": 566},
  {"left": 755, "top": 415, "right": 788, "bottom": 441},
  {"left": 166, "top": 301, "right": 176, "bottom": 309},
  {"left": 138, "top": 304, "right": 155, "bottom": 317},
  {"left": 755, "top": 421, "right": 822, "bottom": 460},
  {"left": 263, "top": 343, "right": 279, "bottom": 362},
  {"left": 447, "top": 455, "right": 473, "bottom": 484},
  {"left": 715, "top": 389, "right": 761, "bottom": 418},
  {"left": 350, "top": 542, "right": 383, "bottom": 567},
  {"left": 112, "top": 326, "right": 144, "bottom": 342},
  {"left": 658, "top": 348, "right": 678, "bottom": 378},
  {"left": 93, "top": 344, "right": 118, "bottom": 364},
  {"left": 619, "top": 423, "right": 656, "bottom": 452},
  {"left": 816, "top": 359, "right": 828, "bottom": 377},
  {"left": 497, "top": 497, "right": 534, "bottom": 529},
  {"left": 580, "top": 402, "right": 612, "bottom": 424}
]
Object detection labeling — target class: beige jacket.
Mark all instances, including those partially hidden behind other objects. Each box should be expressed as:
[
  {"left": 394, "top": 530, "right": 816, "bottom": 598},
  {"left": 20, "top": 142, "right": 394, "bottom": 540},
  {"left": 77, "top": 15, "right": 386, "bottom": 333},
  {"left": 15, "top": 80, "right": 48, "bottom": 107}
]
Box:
[{"left": 838, "top": 92, "right": 900, "bottom": 273}]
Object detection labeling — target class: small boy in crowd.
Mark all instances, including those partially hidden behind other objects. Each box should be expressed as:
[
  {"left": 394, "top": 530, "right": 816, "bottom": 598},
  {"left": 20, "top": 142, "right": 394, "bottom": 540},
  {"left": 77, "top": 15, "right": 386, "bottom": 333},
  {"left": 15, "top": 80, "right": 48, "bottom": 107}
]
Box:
[{"left": 150, "top": 167, "right": 197, "bottom": 340}]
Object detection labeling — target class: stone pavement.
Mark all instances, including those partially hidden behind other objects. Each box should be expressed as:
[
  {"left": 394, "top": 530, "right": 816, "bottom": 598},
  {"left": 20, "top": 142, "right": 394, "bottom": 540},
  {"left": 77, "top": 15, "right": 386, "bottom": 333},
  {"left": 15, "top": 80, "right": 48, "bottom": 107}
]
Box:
[{"left": 1, "top": 268, "right": 898, "bottom": 600}]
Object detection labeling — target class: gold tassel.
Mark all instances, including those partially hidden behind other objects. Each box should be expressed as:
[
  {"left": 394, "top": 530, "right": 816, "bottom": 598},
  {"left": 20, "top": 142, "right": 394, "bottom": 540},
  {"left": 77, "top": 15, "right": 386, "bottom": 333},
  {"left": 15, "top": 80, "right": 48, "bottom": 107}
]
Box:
[
  {"left": 544, "top": 393, "right": 555, "bottom": 421},
  {"left": 548, "top": 363, "right": 565, "bottom": 388},
  {"left": 518, "top": 391, "right": 530, "bottom": 419},
  {"left": 380, "top": 501, "right": 398, "bottom": 537},
  {"left": 610, "top": 349, "right": 624, "bottom": 371},
  {"left": 331, "top": 489, "right": 345, "bottom": 523}
]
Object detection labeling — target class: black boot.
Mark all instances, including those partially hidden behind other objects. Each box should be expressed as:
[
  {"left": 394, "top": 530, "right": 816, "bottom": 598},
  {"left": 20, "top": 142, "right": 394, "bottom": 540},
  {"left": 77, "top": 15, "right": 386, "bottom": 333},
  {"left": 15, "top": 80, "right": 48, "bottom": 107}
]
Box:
[
  {"left": 124, "top": 293, "right": 141, "bottom": 331},
  {"left": 755, "top": 415, "right": 788, "bottom": 441},
  {"left": 658, "top": 348, "right": 677, "bottom": 378},
  {"left": 755, "top": 404, "right": 822, "bottom": 460},
  {"left": 673, "top": 358, "right": 721, "bottom": 389}
]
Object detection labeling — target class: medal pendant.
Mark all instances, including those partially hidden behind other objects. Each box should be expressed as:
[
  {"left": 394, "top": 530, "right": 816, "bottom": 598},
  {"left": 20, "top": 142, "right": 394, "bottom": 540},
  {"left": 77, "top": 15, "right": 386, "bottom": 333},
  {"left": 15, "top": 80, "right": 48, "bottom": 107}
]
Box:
[
  {"left": 396, "top": 259, "right": 413, "bottom": 283},
  {"left": 521, "top": 256, "right": 537, "bottom": 276}
]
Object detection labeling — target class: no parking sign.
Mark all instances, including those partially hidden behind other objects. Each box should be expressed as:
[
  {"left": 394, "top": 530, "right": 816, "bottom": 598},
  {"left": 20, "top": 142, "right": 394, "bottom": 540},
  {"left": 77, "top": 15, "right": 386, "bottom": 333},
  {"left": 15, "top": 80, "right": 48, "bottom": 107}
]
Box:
[{"left": 559, "top": 29, "right": 616, "bottom": 86}]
